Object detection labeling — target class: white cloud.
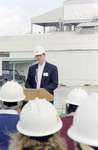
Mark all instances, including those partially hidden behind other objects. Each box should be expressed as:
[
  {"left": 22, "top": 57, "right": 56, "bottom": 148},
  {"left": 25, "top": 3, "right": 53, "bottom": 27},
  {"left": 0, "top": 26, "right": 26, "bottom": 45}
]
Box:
[
  {"left": 0, "top": 6, "right": 31, "bottom": 36},
  {"left": 0, "top": 5, "right": 49, "bottom": 36},
  {"left": 0, "top": 0, "right": 63, "bottom": 36}
]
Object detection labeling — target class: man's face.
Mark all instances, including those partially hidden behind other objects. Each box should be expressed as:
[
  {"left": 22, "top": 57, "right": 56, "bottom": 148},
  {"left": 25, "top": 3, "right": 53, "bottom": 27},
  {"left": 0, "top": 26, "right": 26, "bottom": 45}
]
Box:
[{"left": 35, "top": 53, "right": 45, "bottom": 65}]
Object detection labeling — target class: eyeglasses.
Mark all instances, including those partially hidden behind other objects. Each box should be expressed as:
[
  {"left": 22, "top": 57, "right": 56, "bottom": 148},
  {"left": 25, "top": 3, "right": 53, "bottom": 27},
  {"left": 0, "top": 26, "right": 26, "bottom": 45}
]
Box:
[{"left": 35, "top": 54, "right": 44, "bottom": 58}]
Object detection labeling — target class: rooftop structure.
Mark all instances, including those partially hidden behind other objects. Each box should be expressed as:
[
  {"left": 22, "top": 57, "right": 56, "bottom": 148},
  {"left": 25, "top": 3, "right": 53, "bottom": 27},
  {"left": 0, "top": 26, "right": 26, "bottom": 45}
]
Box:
[{"left": 31, "top": 0, "right": 98, "bottom": 33}]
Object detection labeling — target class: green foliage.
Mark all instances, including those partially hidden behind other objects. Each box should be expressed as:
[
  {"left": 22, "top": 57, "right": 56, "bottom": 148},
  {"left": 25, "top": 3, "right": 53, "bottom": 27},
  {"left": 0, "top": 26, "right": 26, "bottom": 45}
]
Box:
[{"left": 20, "top": 83, "right": 25, "bottom": 88}]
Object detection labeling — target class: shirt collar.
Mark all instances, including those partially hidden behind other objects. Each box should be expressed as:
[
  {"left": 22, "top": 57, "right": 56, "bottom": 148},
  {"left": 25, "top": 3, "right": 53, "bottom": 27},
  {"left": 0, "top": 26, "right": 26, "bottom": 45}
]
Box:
[
  {"left": 38, "top": 61, "right": 46, "bottom": 68},
  {"left": 0, "top": 109, "right": 18, "bottom": 115},
  {"left": 67, "top": 112, "right": 75, "bottom": 117}
]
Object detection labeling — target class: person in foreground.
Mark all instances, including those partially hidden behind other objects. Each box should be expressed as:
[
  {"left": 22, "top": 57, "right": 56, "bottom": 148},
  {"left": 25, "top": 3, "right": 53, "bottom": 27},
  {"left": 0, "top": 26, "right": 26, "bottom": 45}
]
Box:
[
  {"left": 0, "top": 80, "right": 25, "bottom": 150},
  {"left": 67, "top": 92, "right": 98, "bottom": 150},
  {"left": 8, "top": 97, "right": 66, "bottom": 150},
  {"left": 60, "top": 88, "right": 89, "bottom": 150},
  {"left": 25, "top": 46, "right": 58, "bottom": 103}
]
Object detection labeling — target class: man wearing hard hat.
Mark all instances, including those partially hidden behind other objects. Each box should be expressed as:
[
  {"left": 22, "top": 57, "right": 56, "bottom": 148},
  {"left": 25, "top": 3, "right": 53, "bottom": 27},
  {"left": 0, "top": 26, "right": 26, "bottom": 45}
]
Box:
[
  {"left": 67, "top": 92, "right": 98, "bottom": 150},
  {"left": 0, "top": 80, "right": 25, "bottom": 150},
  {"left": 60, "top": 88, "right": 89, "bottom": 150},
  {"left": 25, "top": 45, "right": 58, "bottom": 103}
]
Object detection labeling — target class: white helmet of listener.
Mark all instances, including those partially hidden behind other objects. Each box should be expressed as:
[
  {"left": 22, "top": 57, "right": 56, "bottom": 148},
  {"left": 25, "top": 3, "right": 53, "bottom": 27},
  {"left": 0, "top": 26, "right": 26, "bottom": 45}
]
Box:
[
  {"left": 67, "top": 92, "right": 98, "bottom": 147},
  {"left": 34, "top": 45, "right": 45, "bottom": 56},
  {"left": 0, "top": 80, "right": 25, "bottom": 102},
  {"left": 65, "top": 88, "right": 89, "bottom": 105},
  {"left": 17, "top": 97, "right": 62, "bottom": 137}
]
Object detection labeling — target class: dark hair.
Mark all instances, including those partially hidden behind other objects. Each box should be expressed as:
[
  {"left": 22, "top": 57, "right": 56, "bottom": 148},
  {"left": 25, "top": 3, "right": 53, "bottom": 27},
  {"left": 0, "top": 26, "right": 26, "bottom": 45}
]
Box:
[
  {"left": 76, "top": 142, "right": 98, "bottom": 150},
  {"left": 3, "top": 102, "right": 18, "bottom": 107},
  {"left": 66, "top": 104, "right": 78, "bottom": 114},
  {"left": 30, "top": 134, "right": 53, "bottom": 142}
]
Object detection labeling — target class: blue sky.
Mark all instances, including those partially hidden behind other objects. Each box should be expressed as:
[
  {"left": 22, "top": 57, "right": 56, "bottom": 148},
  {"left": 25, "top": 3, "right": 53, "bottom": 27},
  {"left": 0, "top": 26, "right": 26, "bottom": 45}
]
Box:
[{"left": 0, "top": 0, "right": 65, "bottom": 36}]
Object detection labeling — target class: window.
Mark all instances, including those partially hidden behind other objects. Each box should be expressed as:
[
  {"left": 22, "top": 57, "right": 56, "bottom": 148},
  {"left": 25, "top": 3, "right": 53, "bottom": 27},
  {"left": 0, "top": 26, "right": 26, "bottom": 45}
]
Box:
[{"left": 2, "top": 70, "right": 10, "bottom": 74}]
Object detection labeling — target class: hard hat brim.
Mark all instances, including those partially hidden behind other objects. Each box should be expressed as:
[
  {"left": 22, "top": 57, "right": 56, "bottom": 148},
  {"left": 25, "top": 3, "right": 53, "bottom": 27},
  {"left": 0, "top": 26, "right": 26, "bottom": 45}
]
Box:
[
  {"left": 17, "top": 117, "right": 62, "bottom": 137},
  {"left": 67, "top": 126, "right": 98, "bottom": 147},
  {"left": 0, "top": 95, "right": 25, "bottom": 102},
  {"left": 34, "top": 52, "right": 45, "bottom": 56}
]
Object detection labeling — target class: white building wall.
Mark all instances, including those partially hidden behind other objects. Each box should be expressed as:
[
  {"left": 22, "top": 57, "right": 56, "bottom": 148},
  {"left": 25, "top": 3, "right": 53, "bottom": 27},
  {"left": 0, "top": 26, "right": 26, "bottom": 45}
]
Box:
[
  {"left": 46, "top": 50, "right": 98, "bottom": 86},
  {"left": 8, "top": 50, "right": 98, "bottom": 86},
  {"left": 10, "top": 52, "right": 33, "bottom": 58},
  {"left": 64, "top": 3, "right": 98, "bottom": 22}
]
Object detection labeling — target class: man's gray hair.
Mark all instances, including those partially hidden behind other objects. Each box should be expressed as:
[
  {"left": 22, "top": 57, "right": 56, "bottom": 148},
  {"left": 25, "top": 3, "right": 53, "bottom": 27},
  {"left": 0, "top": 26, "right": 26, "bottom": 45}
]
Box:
[{"left": 1, "top": 101, "right": 21, "bottom": 110}]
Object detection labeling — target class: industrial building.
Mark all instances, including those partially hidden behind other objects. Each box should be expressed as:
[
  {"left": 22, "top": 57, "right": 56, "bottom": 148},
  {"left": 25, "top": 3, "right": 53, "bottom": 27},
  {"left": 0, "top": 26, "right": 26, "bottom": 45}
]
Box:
[{"left": 1, "top": 0, "right": 98, "bottom": 86}]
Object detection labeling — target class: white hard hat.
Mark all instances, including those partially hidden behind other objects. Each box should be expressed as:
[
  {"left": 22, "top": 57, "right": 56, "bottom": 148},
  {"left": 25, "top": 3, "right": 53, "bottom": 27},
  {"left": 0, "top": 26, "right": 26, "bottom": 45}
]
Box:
[
  {"left": 67, "top": 92, "right": 98, "bottom": 147},
  {"left": 34, "top": 45, "right": 45, "bottom": 56},
  {"left": 0, "top": 80, "right": 25, "bottom": 102},
  {"left": 65, "top": 88, "right": 89, "bottom": 105},
  {"left": 17, "top": 97, "right": 62, "bottom": 137}
]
